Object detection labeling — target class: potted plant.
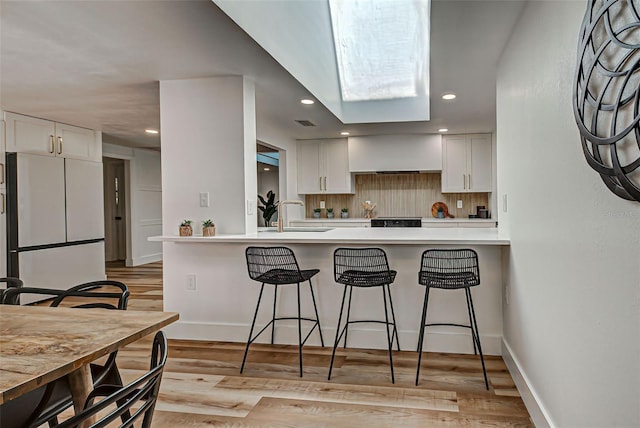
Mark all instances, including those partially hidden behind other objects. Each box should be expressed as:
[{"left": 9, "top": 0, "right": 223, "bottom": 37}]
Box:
[
  {"left": 341, "top": 207, "right": 349, "bottom": 218},
  {"left": 436, "top": 206, "right": 445, "bottom": 218},
  {"left": 326, "top": 208, "right": 335, "bottom": 219},
  {"left": 313, "top": 208, "right": 321, "bottom": 219},
  {"left": 179, "top": 219, "right": 193, "bottom": 236},
  {"left": 258, "top": 190, "right": 278, "bottom": 227},
  {"left": 202, "top": 219, "right": 216, "bottom": 236}
]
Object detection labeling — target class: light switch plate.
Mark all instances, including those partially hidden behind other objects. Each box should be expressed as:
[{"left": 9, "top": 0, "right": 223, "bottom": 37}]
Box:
[
  {"left": 199, "top": 192, "right": 210, "bottom": 207},
  {"left": 320, "top": 200, "right": 325, "bottom": 209},
  {"left": 247, "top": 200, "right": 256, "bottom": 215},
  {"left": 502, "top": 194, "right": 508, "bottom": 212},
  {"left": 457, "top": 200, "right": 463, "bottom": 209}
]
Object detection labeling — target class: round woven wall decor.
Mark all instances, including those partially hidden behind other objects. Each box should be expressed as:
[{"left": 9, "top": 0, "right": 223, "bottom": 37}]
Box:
[{"left": 574, "top": 0, "right": 640, "bottom": 202}]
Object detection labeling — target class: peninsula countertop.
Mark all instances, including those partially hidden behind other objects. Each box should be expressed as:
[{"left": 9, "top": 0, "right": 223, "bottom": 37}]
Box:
[{"left": 150, "top": 226, "right": 509, "bottom": 245}]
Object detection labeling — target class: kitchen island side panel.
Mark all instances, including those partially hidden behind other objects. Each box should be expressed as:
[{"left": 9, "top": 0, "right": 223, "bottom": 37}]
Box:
[{"left": 162, "top": 241, "right": 503, "bottom": 355}]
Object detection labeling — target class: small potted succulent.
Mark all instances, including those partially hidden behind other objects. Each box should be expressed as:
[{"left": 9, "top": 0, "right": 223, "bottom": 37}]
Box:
[
  {"left": 202, "top": 219, "right": 216, "bottom": 236},
  {"left": 326, "top": 208, "right": 335, "bottom": 219},
  {"left": 341, "top": 207, "right": 349, "bottom": 219},
  {"left": 313, "top": 208, "right": 321, "bottom": 219},
  {"left": 179, "top": 219, "right": 193, "bottom": 236}
]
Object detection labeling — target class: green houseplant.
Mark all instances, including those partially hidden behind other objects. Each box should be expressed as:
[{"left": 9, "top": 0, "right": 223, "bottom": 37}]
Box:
[
  {"left": 202, "top": 219, "right": 215, "bottom": 236},
  {"left": 341, "top": 207, "right": 349, "bottom": 218},
  {"left": 313, "top": 208, "right": 321, "bottom": 219},
  {"left": 326, "top": 207, "right": 335, "bottom": 219},
  {"left": 179, "top": 219, "right": 193, "bottom": 236},
  {"left": 258, "top": 190, "right": 278, "bottom": 227}
]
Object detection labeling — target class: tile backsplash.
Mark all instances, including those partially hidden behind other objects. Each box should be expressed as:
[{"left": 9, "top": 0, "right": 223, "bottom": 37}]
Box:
[{"left": 304, "top": 173, "right": 489, "bottom": 219}]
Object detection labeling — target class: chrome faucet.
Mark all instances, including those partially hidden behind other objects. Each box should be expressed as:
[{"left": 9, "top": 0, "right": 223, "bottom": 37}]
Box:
[{"left": 277, "top": 200, "right": 304, "bottom": 232}]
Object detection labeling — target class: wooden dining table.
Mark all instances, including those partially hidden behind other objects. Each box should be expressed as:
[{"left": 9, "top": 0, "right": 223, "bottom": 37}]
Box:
[{"left": 0, "top": 304, "right": 179, "bottom": 420}]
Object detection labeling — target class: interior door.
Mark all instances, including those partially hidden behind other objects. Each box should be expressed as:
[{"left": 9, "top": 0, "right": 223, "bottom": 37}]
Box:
[
  {"left": 17, "top": 153, "right": 66, "bottom": 247},
  {"left": 103, "top": 158, "right": 126, "bottom": 261}
]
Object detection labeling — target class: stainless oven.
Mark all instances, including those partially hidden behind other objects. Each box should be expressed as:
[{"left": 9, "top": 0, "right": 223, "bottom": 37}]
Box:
[{"left": 370, "top": 217, "right": 422, "bottom": 227}]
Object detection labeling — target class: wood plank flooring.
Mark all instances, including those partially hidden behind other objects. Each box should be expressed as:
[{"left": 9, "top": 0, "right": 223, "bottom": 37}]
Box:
[{"left": 86, "top": 261, "right": 533, "bottom": 427}]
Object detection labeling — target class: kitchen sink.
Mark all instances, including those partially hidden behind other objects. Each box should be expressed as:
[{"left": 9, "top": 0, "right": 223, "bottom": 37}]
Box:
[{"left": 259, "top": 227, "right": 333, "bottom": 233}]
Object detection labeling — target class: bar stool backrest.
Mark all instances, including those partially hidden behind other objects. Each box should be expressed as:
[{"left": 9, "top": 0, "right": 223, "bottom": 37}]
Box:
[
  {"left": 245, "top": 246, "right": 305, "bottom": 284},
  {"left": 419, "top": 249, "right": 480, "bottom": 289},
  {"left": 334, "top": 247, "right": 394, "bottom": 285}
]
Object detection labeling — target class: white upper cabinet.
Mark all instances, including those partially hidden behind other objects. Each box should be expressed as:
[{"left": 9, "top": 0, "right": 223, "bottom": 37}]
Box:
[
  {"left": 348, "top": 134, "right": 442, "bottom": 172},
  {"left": 442, "top": 134, "right": 492, "bottom": 193},
  {"left": 4, "top": 112, "right": 101, "bottom": 162},
  {"left": 297, "top": 139, "right": 353, "bottom": 194},
  {"left": 1, "top": 120, "right": 6, "bottom": 190}
]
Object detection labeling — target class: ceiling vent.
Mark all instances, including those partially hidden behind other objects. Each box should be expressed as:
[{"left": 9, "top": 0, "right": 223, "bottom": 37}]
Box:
[{"left": 295, "top": 119, "right": 316, "bottom": 127}]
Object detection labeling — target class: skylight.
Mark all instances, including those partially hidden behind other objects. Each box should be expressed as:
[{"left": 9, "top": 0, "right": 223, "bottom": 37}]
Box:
[{"left": 328, "top": 0, "right": 430, "bottom": 102}]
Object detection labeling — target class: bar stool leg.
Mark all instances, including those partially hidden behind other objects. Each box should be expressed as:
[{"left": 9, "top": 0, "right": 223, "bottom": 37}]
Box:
[
  {"left": 385, "top": 284, "right": 401, "bottom": 351},
  {"left": 328, "top": 285, "right": 349, "bottom": 381},
  {"left": 308, "top": 280, "right": 325, "bottom": 347},
  {"left": 241, "top": 283, "right": 266, "bottom": 374},
  {"left": 381, "top": 285, "right": 395, "bottom": 384},
  {"left": 466, "top": 288, "right": 489, "bottom": 390},
  {"left": 297, "top": 282, "right": 303, "bottom": 377},
  {"left": 415, "top": 286, "right": 430, "bottom": 385},
  {"left": 271, "top": 285, "right": 278, "bottom": 345},
  {"left": 343, "top": 286, "right": 354, "bottom": 348},
  {"left": 465, "top": 288, "right": 478, "bottom": 355}
]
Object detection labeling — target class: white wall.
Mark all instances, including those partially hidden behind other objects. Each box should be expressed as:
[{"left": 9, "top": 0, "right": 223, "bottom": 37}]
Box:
[
  {"left": 103, "top": 143, "right": 163, "bottom": 266},
  {"left": 159, "top": 76, "right": 257, "bottom": 236},
  {"left": 497, "top": 2, "right": 640, "bottom": 427}
]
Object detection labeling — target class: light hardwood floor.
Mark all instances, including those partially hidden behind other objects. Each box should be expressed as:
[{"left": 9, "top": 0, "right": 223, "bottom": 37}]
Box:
[{"left": 105, "top": 261, "right": 533, "bottom": 427}]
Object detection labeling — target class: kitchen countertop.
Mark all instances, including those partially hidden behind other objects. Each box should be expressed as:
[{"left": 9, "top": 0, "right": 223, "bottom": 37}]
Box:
[
  {"left": 150, "top": 226, "right": 509, "bottom": 245},
  {"left": 294, "top": 218, "right": 496, "bottom": 223}
]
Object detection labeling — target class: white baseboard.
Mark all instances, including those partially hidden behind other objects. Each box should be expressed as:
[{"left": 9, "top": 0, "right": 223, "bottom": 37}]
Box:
[
  {"left": 164, "top": 320, "right": 502, "bottom": 355},
  {"left": 127, "top": 253, "right": 162, "bottom": 267},
  {"left": 502, "top": 339, "right": 553, "bottom": 428}
]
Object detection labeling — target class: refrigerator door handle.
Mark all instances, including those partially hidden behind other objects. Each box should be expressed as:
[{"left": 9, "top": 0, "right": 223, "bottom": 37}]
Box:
[{"left": 1, "top": 192, "right": 5, "bottom": 214}]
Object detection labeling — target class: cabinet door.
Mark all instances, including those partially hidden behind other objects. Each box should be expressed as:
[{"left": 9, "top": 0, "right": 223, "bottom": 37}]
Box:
[
  {"left": 17, "top": 154, "right": 67, "bottom": 247},
  {"left": 5, "top": 112, "right": 56, "bottom": 156},
  {"left": 56, "top": 122, "right": 100, "bottom": 161},
  {"left": 66, "top": 159, "right": 105, "bottom": 241},
  {"left": 442, "top": 135, "right": 468, "bottom": 192},
  {"left": 322, "top": 139, "right": 353, "bottom": 193},
  {"left": 297, "top": 141, "right": 322, "bottom": 194},
  {"left": 468, "top": 135, "right": 492, "bottom": 191}
]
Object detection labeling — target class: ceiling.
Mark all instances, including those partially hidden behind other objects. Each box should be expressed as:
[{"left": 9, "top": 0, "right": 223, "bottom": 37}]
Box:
[{"left": 0, "top": 1, "right": 526, "bottom": 150}]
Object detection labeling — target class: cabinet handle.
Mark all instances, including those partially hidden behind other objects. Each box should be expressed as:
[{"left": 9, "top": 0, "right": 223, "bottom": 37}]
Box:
[
  {"left": 463, "top": 174, "right": 466, "bottom": 189},
  {"left": 50, "top": 135, "right": 55, "bottom": 153},
  {"left": 0, "top": 163, "right": 4, "bottom": 185},
  {"left": 57, "top": 136, "right": 63, "bottom": 155},
  {"left": 319, "top": 177, "right": 322, "bottom": 191},
  {"left": 323, "top": 176, "right": 327, "bottom": 191},
  {"left": 1, "top": 193, "right": 4, "bottom": 215},
  {"left": 468, "top": 174, "right": 471, "bottom": 189}
]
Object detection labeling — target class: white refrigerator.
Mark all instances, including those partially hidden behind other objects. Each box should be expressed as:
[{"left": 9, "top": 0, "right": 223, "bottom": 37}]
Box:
[{"left": 6, "top": 153, "right": 106, "bottom": 293}]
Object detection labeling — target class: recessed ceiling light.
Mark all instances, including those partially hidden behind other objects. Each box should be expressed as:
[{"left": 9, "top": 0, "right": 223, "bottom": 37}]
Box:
[
  {"left": 264, "top": 167, "right": 271, "bottom": 171},
  {"left": 442, "top": 93, "right": 456, "bottom": 100},
  {"left": 340, "top": 131, "right": 350, "bottom": 136},
  {"left": 300, "top": 99, "right": 315, "bottom": 105},
  {"left": 438, "top": 128, "right": 449, "bottom": 132},
  {"left": 145, "top": 129, "right": 159, "bottom": 134}
]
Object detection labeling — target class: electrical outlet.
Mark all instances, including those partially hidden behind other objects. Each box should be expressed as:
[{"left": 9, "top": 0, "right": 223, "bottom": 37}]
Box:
[
  {"left": 457, "top": 200, "right": 463, "bottom": 209},
  {"left": 320, "top": 200, "right": 325, "bottom": 209},
  {"left": 186, "top": 274, "right": 197, "bottom": 291},
  {"left": 199, "top": 192, "right": 210, "bottom": 207},
  {"left": 246, "top": 199, "right": 255, "bottom": 215}
]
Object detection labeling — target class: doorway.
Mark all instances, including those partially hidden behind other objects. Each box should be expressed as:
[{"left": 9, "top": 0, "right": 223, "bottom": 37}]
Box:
[
  {"left": 257, "top": 142, "right": 280, "bottom": 227},
  {"left": 103, "top": 157, "right": 127, "bottom": 262}
]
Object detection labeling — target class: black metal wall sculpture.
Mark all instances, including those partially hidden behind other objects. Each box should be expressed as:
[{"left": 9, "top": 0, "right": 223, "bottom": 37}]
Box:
[{"left": 574, "top": 0, "right": 640, "bottom": 202}]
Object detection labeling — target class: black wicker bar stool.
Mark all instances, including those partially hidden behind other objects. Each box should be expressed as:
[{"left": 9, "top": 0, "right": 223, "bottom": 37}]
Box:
[
  {"left": 415, "top": 248, "right": 489, "bottom": 389},
  {"left": 241, "top": 246, "right": 324, "bottom": 377},
  {"left": 328, "top": 247, "right": 400, "bottom": 383}
]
